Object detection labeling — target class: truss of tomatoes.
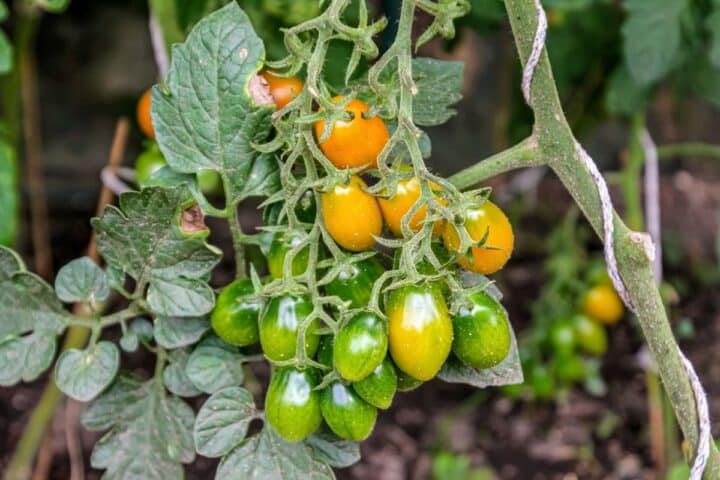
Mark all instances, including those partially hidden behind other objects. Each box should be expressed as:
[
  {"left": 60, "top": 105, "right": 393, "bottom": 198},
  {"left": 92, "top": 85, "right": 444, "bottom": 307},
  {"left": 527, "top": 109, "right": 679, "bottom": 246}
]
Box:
[{"left": 208, "top": 75, "right": 516, "bottom": 443}]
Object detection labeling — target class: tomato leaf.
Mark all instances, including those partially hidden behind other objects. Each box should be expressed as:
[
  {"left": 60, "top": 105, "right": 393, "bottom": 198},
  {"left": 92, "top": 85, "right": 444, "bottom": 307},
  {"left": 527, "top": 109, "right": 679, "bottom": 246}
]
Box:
[
  {"left": 0, "top": 1, "right": 8, "bottom": 21},
  {"left": 151, "top": 2, "right": 275, "bottom": 205},
  {"left": 185, "top": 336, "right": 245, "bottom": 394},
  {"left": 605, "top": 65, "right": 651, "bottom": 116},
  {"left": 91, "top": 186, "right": 221, "bottom": 317},
  {"left": 306, "top": 429, "right": 361, "bottom": 468},
  {"left": 154, "top": 316, "right": 210, "bottom": 349},
  {"left": 215, "top": 426, "right": 335, "bottom": 480},
  {"left": 0, "top": 30, "right": 12, "bottom": 75},
  {"left": 684, "top": 59, "right": 720, "bottom": 108},
  {"left": 54, "top": 256, "right": 109, "bottom": 304},
  {"left": 0, "top": 138, "right": 17, "bottom": 244},
  {"left": 0, "top": 331, "right": 56, "bottom": 386},
  {"left": 621, "top": 0, "right": 688, "bottom": 86},
  {"left": 82, "top": 372, "right": 196, "bottom": 479},
  {"left": 55, "top": 341, "right": 120, "bottom": 402},
  {"left": 34, "top": 0, "right": 70, "bottom": 13},
  {"left": 0, "top": 245, "right": 24, "bottom": 278},
  {"left": 164, "top": 348, "right": 203, "bottom": 397},
  {"left": 708, "top": 5, "right": 720, "bottom": 69},
  {"left": 412, "top": 58, "right": 464, "bottom": 126},
  {"left": 193, "top": 386, "right": 258, "bottom": 458}
]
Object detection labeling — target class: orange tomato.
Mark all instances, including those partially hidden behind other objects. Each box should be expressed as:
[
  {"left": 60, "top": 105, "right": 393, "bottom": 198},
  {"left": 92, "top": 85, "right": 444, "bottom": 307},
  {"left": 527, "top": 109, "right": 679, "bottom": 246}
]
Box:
[
  {"left": 314, "top": 97, "right": 389, "bottom": 170},
  {"left": 261, "top": 71, "right": 304, "bottom": 110},
  {"left": 442, "top": 200, "right": 514, "bottom": 275},
  {"left": 321, "top": 175, "right": 382, "bottom": 252},
  {"left": 136, "top": 88, "right": 155, "bottom": 139},
  {"left": 581, "top": 284, "right": 624, "bottom": 325},
  {"left": 378, "top": 175, "right": 445, "bottom": 237}
]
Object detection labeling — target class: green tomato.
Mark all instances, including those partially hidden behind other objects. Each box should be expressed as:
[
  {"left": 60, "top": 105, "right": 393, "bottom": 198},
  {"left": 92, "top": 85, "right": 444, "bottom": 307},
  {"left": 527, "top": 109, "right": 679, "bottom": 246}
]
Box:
[
  {"left": 135, "top": 143, "right": 167, "bottom": 186},
  {"left": 528, "top": 364, "right": 555, "bottom": 400},
  {"left": 548, "top": 319, "right": 576, "bottom": 355},
  {"left": 352, "top": 357, "right": 397, "bottom": 409},
  {"left": 324, "top": 257, "right": 384, "bottom": 310},
  {"left": 259, "top": 294, "right": 319, "bottom": 361},
  {"left": 396, "top": 369, "right": 423, "bottom": 392},
  {"left": 572, "top": 314, "right": 607, "bottom": 355},
  {"left": 265, "top": 367, "right": 322, "bottom": 442},
  {"left": 210, "top": 279, "right": 262, "bottom": 346},
  {"left": 267, "top": 233, "right": 310, "bottom": 279},
  {"left": 320, "top": 382, "right": 377, "bottom": 441},
  {"left": 334, "top": 312, "right": 388, "bottom": 381},
  {"left": 316, "top": 335, "right": 334, "bottom": 368},
  {"left": 197, "top": 170, "right": 222, "bottom": 196},
  {"left": 452, "top": 291, "right": 511, "bottom": 369},
  {"left": 553, "top": 352, "right": 587, "bottom": 383}
]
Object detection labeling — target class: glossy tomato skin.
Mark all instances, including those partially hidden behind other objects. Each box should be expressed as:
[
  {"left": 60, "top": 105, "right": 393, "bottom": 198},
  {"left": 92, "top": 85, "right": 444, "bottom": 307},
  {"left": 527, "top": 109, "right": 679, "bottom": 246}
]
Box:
[
  {"left": 396, "top": 369, "right": 423, "bottom": 392},
  {"left": 386, "top": 284, "right": 453, "bottom": 381},
  {"left": 334, "top": 312, "right": 388, "bottom": 381},
  {"left": 322, "top": 175, "right": 383, "bottom": 252},
  {"left": 137, "top": 88, "right": 155, "bottom": 139},
  {"left": 210, "top": 279, "right": 262, "bottom": 346},
  {"left": 135, "top": 143, "right": 166, "bottom": 186},
  {"left": 582, "top": 284, "right": 624, "bottom": 325},
  {"left": 442, "top": 200, "right": 514, "bottom": 275},
  {"left": 324, "top": 257, "right": 384, "bottom": 309},
  {"left": 261, "top": 71, "right": 304, "bottom": 110},
  {"left": 378, "top": 176, "right": 445, "bottom": 237},
  {"left": 265, "top": 367, "right": 322, "bottom": 442},
  {"left": 314, "top": 97, "right": 389, "bottom": 170},
  {"left": 320, "top": 382, "right": 377, "bottom": 441},
  {"left": 352, "top": 357, "right": 397, "bottom": 409},
  {"left": 452, "top": 291, "right": 511, "bottom": 369},
  {"left": 259, "top": 294, "right": 319, "bottom": 361},
  {"left": 572, "top": 313, "right": 607, "bottom": 355},
  {"left": 267, "top": 233, "right": 310, "bottom": 279}
]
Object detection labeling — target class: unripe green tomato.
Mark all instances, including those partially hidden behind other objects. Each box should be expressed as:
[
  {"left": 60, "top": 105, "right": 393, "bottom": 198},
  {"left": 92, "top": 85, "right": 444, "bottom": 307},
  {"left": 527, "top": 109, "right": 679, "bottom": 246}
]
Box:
[
  {"left": 387, "top": 284, "right": 453, "bottom": 381},
  {"left": 352, "top": 357, "right": 397, "bottom": 409},
  {"left": 452, "top": 291, "right": 511, "bottom": 369},
  {"left": 210, "top": 279, "right": 262, "bottom": 346},
  {"left": 320, "top": 382, "right": 377, "bottom": 441},
  {"left": 267, "top": 233, "right": 310, "bottom": 279},
  {"left": 334, "top": 312, "right": 388, "bottom": 381},
  {"left": 572, "top": 313, "right": 607, "bottom": 355},
  {"left": 552, "top": 352, "right": 586, "bottom": 383},
  {"left": 396, "top": 369, "right": 423, "bottom": 392},
  {"left": 265, "top": 367, "right": 322, "bottom": 442},
  {"left": 528, "top": 364, "right": 555, "bottom": 400},
  {"left": 548, "top": 319, "right": 576, "bottom": 355},
  {"left": 259, "top": 294, "right": 319, "bottom": 361},
  {"left": 324, "top": 257, "right": 384, "bottom": 310},
  {"left": 197, "top": 170, "right": 222, "bottom": 196},
  {"left": 135, "top": 144, "right": 166, "bottom": 186},
  {"left": 316, "top": 335, "right": 334, "bottom": 368}
]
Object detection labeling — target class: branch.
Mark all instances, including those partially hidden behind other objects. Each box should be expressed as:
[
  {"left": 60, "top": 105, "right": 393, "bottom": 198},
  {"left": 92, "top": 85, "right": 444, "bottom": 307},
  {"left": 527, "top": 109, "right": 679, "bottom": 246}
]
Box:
[
  {"left": 657, "top": 142, "right": 720, "bottom": 160},
  {"left": 502, "top": 0, "right": 720, "bottom": 477}
]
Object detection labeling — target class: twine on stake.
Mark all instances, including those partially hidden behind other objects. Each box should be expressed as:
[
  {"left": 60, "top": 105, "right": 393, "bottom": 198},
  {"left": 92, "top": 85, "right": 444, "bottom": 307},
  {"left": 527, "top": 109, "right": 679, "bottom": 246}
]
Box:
[{"left": 521, "top": 1, "right": 710, "bottom": 477}]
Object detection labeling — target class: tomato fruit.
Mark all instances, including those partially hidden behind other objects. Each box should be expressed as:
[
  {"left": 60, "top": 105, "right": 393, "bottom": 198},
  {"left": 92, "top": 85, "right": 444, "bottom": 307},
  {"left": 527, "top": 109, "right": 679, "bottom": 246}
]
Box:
[
  {"left": 322, "top": 175, "right": 382, "bottom": 252},
  {"left": 352, "top": 357, "right": 397, "bottom": 409},
  {"left": 316, "top": 335, "right": 334, "bottom": 368},
  {"left": 396, "top": 369, "right": 423, "bottom": 392},
  {"left": 135, "top": 143, "right": 166, "bottom": 186},
  {"left": 263, "top": 190, "right": 316, "bottom": 226},
  {"left": 387, "top": 284, "right": 453, "bottom": 381},
  {"left": 197, "top": 170, "right": 223, "bottom": 196},
  {"left": 334, "top": 312, "right": 388, "bottom": 381},
  {"left": 265, "top": 367, "right": 322, "bottom": 442},
  {"left": 137, "top": 88, "right": 155, "bottom": 139},
  {"left": 452, "top": 291, "right": 511, "bottom": 369},
  {"left": 552, "top": 352, "right": 586, "bottom": 382},
  {"left": 314, "top": 96, "right": 389, "bottom": 170},
  {"left": 548, "top": 319, "right": 576, "bottom": 355},
  {"left": 442, "top": 200, "right": 514, "bottom": 275},
  {"left": 267, "top": 233, "right": 310, "bottom": 279},
  {"left": 572, "top": 314, "right": 607, "bottom": 355},
  {"left": 528, "top": 363, "right": 554, "bottom": 400},
  {"left": 261, "top": 71, "right": 304, "bottom": 110},
  {"left": 378, "top": 175, "right": 445, "bottom": 237},
  {"left": 210, "top": 279, "right": 262, "bottom": 346},
  {"left": 324, "top": 257, "right": 384, "bottom": 309},
  {"left": 259, "top": 294, "right": 319, "bottom": 361},
  {"left": 320, "top": 382, "right": 377, "bottom": 441},
  {"left": 582, "top": 284, "right": 624, "bottom": 325}
]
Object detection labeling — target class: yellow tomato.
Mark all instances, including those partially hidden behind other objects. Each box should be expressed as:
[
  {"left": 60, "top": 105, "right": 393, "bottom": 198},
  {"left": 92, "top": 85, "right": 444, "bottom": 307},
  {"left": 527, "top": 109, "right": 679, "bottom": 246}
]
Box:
[
  {"left": 442, "top": 200, "right": 514, "bottom": 275},
  {"left": 321, "top": 175, "right": 382, "bottom": 252},
  {"left": 582, "top": 284, "right": 624, "bottom": 325},
  {"left": 378, "top": 176, "right": 445, "bottom": 237}
]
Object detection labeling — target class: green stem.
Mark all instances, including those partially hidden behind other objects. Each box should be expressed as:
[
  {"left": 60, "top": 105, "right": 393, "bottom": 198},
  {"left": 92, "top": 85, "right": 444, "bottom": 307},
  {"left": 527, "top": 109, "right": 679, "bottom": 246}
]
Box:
[
  {"left": 228, "top": 202, "right": 246, "bottom": 278},
  {"left": 502, "top": 1, "right": 720, "bottom": 476},
  {"left": 619, "top": 115, "right": 645, "bottom": 231},
  {"left": 657, "top": 142, "right": 720, "bottom": 160}
]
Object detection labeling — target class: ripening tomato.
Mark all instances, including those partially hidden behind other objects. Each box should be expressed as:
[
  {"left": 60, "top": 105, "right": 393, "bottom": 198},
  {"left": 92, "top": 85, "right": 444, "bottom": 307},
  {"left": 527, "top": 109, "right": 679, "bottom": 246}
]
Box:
[
  {"left": 452, "top": 291, "right": 511, "bottom": 369},
  {"left": 334, "top": 312, "right": 388, "bottom": 381},
  {"left": 210, "top": 279, "right": 262, "bottom": 346},
  {"left": 378, "top": 175, "right": 446, "bottom": 237},
  {"left": 261, "top": 71, "right": 304, "bottom": 110},
  {"left": 386, "top": 284, "right": 453, "bottom": 381},
  {"left": 267, "top": 233, "right": 310, "bottom": 279},
  {"left": 352, "top": 357, "right": 397, "bottom": 409},
  {"left": 265, "top": 367, "right": 322, "bottom": 442},
  {"left": 322, "top": 175, "right": 383, "bottom": 252},
  {"left": 442, "top": 200, "right": 514, "bottom": 275},
  {"left": 324, "top": 257, "right": 384, "bottom": 309},
  {"left": 582, "top": 284, "right": 624, "bottom": 325},
  {"left": 259, "top": 294, "right": 320, "bottom": 361},
  {"left": 137, "top": 88, "right": 155, "bottom": 139},
  {"left": 314, "top": 97, "right": 389, "bottom": 170},
  {"left": 320, "top": 382, "right": 377, "bottom": 441}
]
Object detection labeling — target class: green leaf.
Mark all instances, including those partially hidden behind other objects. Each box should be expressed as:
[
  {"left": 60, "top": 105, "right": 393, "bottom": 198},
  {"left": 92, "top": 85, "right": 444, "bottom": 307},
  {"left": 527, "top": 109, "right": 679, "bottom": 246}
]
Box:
[
  {"left": 185, "top": 336, "right": 244, "bottom": 394},
  {"left": 82, "top": 373, "right": 195, "bottom": 479},
  {"left": 0, "top": 30, "right": 12, "bottom": 75},
  {"left": 164, "top": 348, "right": 203, "bottom": 397},
  {"left": 194, "top": 386, "right": 258, "bottom": 458},
  {"left": 0, "top": 331, "right": 56, "bottom": 386},
  {"left": 0, "top": 246, "right": 25, "bottom": 279},
  {"left": 621, "top": 0, "right": 688, "bottom": 86},
  {"left": 0, "top": 138, "right": 17, "bottom": 244},
  {"left": 175, "top": 0, "right": 227, "bottom": 32},
  {"left": 605, "top": 65, "right": 651, "bottom": 116},
  {"left": 306, "top": 430, "right": 361, "bottom": 468},
  {"left": 412, "top": 58, "right": 464, "bottom": 126},
  {"left": 236, "top": 154, "right": 281, "bottom": 201},
  {"left": 216, "top": 426, "right": 335, "bottom": 479},
  {"left": 152, "top": 2, "right": 275, "bottom": 205},
  {"left": 91, "top": 186, "right": 221, "bottom": 317},
  {"left": 708, "top": 8, "right": 720, "bottom": 69},
  {"left": 55, "top": 257, "right": 109, "bottom": 303},
  {"left": 685, "top": 59, "right": 720, "bottom": 108},
  {"left": 0, "top": 270, "right": 68, "bottom": 338},
  {"left": 35, "top": 0, "right": 70, "bottom": 13},
  {"left": 154, "top": 316, "right": 210, "bottom": 349},
  {"left": 55, "top": 341, "right": 120, "bottom": 402}
]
